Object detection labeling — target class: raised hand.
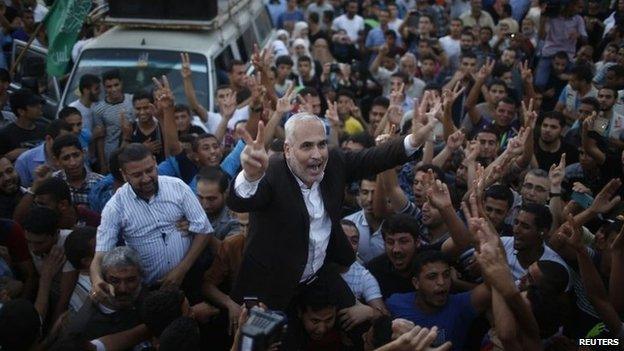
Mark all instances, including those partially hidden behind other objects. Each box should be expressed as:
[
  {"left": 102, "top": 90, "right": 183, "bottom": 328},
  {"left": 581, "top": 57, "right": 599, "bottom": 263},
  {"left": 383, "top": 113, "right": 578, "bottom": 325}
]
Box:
[
  {"left": 143, "top": 138, "right": 162, "bottom": 154},
  {"left": 409, "top": 92, "right": 437, "bottom": 147},
  {"left": 389, "top": 83, "right": 405, "bottom": 107},
  {"left": 387, "top": 105, "right": 404, "bottom": 127},
  {"left": 464, "top": 140, "right": 480, "bottom": 162},
  {"left": 519, "top": 60, "right": 533, "bottom": 83},
  {"left": 477, "top": 58, "right": 495, "bottom": 81},
  {"left": 325, "top": 99, "right": 341, "bottom": 127},
  {"left": 442, "top": 81, "right": 465, "bottom": 108},
  {"left": 446, "top": 130, "right": 465, "bottom": 151},
  {"left": 557, "top": 214, "right": 585, "bottom": 253},
  {"left": 180, "top": 52, "right": 192, "bottom": 79},
  {"left": 589, "top": 178, "right": 622, "bottom": 214},
  {"left": 248, "top": 72, "right": 265, "bottom": 104},
  {"left": 376, "top": 325, "right": 452, "bottom": 351},
  {"left": 548, "top": 153, "right": 566, "bottom": 191},
  {"left": 251, "top": 44, "right": 266, "bottom": 72},
  {"left": 40, "top": 246, "right": 65, "bottom": 283},
  {"left": 521, "top": 98, "right": 537, "bottom": 129},
  {"left": 276, "top": 84, "right": 297, "bottom": 114},
  {"left": 297, "top": 94, "right": 314, "bottom": 115},
  {"left": 152, "top": 75, "right": 175, "bottom": 112},
  {"left": 427, "top": 179, "right": 453, "bottom": 210},
  {"left": 240, "top": 121, "right": 269, "bottom": 182}
]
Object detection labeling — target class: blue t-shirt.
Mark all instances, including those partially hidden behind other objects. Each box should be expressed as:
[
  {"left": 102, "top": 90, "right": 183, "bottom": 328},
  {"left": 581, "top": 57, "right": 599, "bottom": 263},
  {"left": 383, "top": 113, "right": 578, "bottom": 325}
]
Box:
[{"left": 386, "top": 291, "right": 478, "bottom": 351}]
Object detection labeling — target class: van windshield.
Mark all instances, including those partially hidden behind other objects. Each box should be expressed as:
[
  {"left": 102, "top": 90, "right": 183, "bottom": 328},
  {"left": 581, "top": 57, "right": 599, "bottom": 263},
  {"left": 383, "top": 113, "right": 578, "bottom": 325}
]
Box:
[{"left": 64, "top": 49, "right": 209, "bottom": 108}]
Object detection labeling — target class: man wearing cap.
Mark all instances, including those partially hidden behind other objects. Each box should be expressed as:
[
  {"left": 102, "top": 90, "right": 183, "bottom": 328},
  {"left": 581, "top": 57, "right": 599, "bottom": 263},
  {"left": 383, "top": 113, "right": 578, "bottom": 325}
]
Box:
[{"left": 0, "top": 89, "right": 46, "bottom": 161}]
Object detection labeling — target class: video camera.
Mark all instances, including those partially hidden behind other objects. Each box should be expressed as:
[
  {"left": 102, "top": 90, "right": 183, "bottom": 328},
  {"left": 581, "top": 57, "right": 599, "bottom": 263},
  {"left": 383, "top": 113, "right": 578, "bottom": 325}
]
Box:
[{"left": 239, "top": 307, "right": 287, "bottom": 351}]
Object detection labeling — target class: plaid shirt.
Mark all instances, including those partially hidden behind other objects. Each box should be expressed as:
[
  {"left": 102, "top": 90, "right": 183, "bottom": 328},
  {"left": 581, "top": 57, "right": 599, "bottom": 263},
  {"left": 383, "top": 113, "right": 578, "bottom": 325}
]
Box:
[
  {"left": 341, "top": 261, "right": 383, "bottom": 303},
  {"left": 53, "top": 169, "right": 104, "bottom": 209}
]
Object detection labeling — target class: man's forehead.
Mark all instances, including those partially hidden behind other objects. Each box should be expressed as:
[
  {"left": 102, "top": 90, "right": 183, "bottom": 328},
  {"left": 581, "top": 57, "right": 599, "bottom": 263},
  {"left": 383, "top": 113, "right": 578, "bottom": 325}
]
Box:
[
  {"left": 524, "top": 174, "right": 548, "bottom": 185},
  {"left": 0, "top": 158, "right": 12, "bottom": 170}
]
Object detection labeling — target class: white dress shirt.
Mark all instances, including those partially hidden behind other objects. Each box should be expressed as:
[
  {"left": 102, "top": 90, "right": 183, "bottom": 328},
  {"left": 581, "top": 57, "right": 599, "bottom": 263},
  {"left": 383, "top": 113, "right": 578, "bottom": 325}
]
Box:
[{"left": 234, "top": 136, "right": 421, "bottom": 282}]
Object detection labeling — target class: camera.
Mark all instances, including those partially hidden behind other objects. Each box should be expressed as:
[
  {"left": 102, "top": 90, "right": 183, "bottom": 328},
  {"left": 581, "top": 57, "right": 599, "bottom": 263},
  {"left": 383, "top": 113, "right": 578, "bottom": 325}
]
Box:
[
  {"left": 330, "top": 63, "right": 340, "bottom": 73},
  {"left": 239, "top": 307, "right": 287, "bottom": 351}
]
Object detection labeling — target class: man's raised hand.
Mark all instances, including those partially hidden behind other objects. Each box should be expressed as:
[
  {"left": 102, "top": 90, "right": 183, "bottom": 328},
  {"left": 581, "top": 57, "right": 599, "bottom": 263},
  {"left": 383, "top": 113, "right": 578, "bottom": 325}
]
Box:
[{"left": 240, "top": 121, "right": 269, "bottom": 182}]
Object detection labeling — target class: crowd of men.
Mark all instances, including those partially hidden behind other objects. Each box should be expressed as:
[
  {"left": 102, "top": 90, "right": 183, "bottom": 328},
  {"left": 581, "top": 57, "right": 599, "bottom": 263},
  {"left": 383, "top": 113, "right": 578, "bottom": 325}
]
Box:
[{"left": 1, "top": 0, "right": 624, "bottom": 350}]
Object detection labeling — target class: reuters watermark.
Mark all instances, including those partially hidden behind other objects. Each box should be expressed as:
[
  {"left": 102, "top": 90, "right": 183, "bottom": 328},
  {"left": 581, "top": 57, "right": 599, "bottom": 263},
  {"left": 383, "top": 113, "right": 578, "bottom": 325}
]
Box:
[{"left": 579, "top": 339, "right": 620, "bottom": 346}]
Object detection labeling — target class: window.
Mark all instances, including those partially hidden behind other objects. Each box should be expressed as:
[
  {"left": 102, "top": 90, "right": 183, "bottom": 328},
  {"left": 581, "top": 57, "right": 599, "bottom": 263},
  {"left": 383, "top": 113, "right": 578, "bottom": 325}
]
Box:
[
  {"left": 65, "top": 49, "right": 209, "bottom": 108},
  {"left": 254, "top": 7, "right": 272, "bottom": 46},
  {"left": 214, "top": 46, "right": 234, "bottom": 86}
]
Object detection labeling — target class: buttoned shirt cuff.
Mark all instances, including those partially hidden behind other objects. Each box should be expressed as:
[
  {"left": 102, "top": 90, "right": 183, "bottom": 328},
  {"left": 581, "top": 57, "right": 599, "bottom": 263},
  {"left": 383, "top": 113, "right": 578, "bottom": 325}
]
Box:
[
  {"left": 404, "top": 135, "right": 421, "bottom": 156},
  {"left": 234, "top": 171, "right": 264, "bottom": 198},
  {"left": 90, "top": 339, "right": 106, "bottom": 351}
]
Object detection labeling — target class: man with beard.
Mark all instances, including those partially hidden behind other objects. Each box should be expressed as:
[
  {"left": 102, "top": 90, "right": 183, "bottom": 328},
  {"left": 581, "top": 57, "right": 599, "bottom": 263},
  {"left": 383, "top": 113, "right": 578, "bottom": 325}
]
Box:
[
  {"left": 534, "top": 111, "right": 574, "bottom": 171},
  {"left": 0, "top": 157, "right": 23, "bottom": 217},
  {"left": 195, "top": 167, "right": 240, "bottom": 240},
  {"left": 343, "top": 177, "right": 385, "bottom": 263},
  {"left": 65, "top": 246, "right": 144, "bottom": 342},
  {"left": 473, "top": 126, "right": 500, "bottom": 166},
  {"left": 93, "top": 70, "right": 135, "bottom": 174},
  {"left": 367, "top": 214, "right": 421, "bottom": 299},
  {"left": 593, "top": 86, "right": 624, "bottom": 149},
  {"left": 386, "top": 250, "right": 490, "bottom": 350},
  {"left": 90, "top": 143, "right": 213, "bottom": 300},
  {"left": 227, "top": 106, "right": 434, "bottom": 311},
  {"left": 69, "top": 74, "right": 101, "bottom": 142}
]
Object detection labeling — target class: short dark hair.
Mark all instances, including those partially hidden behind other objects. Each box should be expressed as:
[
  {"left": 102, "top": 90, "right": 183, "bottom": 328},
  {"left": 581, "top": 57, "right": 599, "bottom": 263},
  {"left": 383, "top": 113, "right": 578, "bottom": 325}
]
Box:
[
  {"left": 487, "top": 78, "right": 507, "bottom": 90},
  {"left": 45, "top": 119, "right": 72, "bottom": 139},
  {"left": 484, "top": 184, "right": 514, "bottom": 208},
  {"left": 460, "top": 28, "right": 475, "bottom": 39},
  {"left": 299, "top": 87, "right": 319, "bottom": 98},
  {"left": 475, "top": 125, "right": 500, "bottom": 140},
  {"left": 599, "top": 86, "right": 618, "bottom": 98},
  {"left": 497, "top": 96, "right": 517, "bottom": 109},
  {"left": 520, "top": 203, "right": 552, "bottom": 231},
  {"left": 412, "top": 250, "right": 450, "bottom": 277},
  {"left": 336, "top": 89, "right": 355, "bottom": 102},
  {"left": 196, "top": 166, "right": 229, "bottom": 193},
  {"left": 553, "top": 51, "right": 569, "bottom": 61},
  {"left": 371, "top": 96, "right": 389, "bottom": 109},
  {"left": 34, "top": 177, "right": 72, "bottom": 205},
  {"left": 298, "top": 55, "right": 312, "bottom": 64},
  {"left": 579, "top": 96, "right": 600, "bottom": 111},
  {"left": 541, "top": 111, "right": 565, "bottom": 128},
  {"left": 460, "top": 51, "right": 477, "bottom": 61},
  {"left": 21, "top": 206, "right": 59, "bottom": 236},
  {"left": 190, "top": 133, "right": 219, "bottom": 153},
  {"left": 298, "top": 279, "right": 338, "bottom": 313},
  {"left": 158, "top": 317, "right": 200, "bottom": 351},
  {"left": 345, "top": 132, "right": 375, "bottom": 148},
  {"left": 58, "top": 106, "right": 82, "bottom": 120},
  {"left": 228, "top": 59, "right": 245, "bottom": 72},
  {"left": 132, "top": 90, "right": 154, "bottom": 104},
  {"left": 64, "top": 227, "right": 96, "bottom": 269},
  {"left": 0, "top": 299, "right": 41, "bottom": 351},
  {"left": 102, "top": 69, "right": 121, "bottom": 83},
  {"left": 78, "top": 73, "right": 101, "bottom": 92},
  {"left": 308, "top": 11, "right": 320, "bottom": 24},
  {"left": 390, "top": 71, "right": 409, "bottom": 84},
  {"left": 52, "top": 134, "right": 82, "bottom": 158},
  {"left": 142, "top": 288, "right": 186, "bottom": 337},
  {"left": 381, "top": 213, "right": 420, "bottom": 240},
  {"left": 275, "top": 55, "right": 294, "bottom": 67},
  {"left": 118, "top": 143, "right": 153, "bottom": 169},
  {"left": 414, "top": 164, "right": 445, "bottom": 183},
  {"left": 569, "top": 64, "right": 593, "bottom": 83},
  {"left": 340, "top": 219, "right": 358, "bottom": 231},
  {"left": 174, "top": 103, "right": 191, "bottom": 116},
  {"left": 606, "top": 64, "right": 624, "bottom": 79}
]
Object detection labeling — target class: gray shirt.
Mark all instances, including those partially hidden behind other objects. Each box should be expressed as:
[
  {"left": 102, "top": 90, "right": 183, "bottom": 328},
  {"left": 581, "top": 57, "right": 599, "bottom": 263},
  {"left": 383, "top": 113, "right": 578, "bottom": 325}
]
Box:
[{"left": 93, "top": 94, "right": 135, "bottom": 161}]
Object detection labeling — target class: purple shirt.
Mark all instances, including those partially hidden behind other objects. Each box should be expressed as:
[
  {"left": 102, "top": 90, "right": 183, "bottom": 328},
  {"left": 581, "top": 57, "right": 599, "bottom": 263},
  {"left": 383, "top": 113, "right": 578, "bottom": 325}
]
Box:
[{"left": 541, "top": 15, "right": 587, "bottom": 58}]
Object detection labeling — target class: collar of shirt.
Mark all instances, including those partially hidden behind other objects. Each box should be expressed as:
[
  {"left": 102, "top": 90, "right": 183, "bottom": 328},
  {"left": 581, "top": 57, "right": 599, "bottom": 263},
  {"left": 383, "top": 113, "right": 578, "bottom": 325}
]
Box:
[
  {"left": 128, "top": 177, "right": 161, "bottom": 202},
  {"left": 31, "top": 143, "right": 51, "bottom": 164}
]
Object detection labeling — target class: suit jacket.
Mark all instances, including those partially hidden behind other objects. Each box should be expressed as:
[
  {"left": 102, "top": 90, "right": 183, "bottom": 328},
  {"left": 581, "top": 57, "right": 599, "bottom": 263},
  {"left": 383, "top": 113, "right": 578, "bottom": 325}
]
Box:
[{"left": 227, "top": 137, "right": 414, "bottom": 309}]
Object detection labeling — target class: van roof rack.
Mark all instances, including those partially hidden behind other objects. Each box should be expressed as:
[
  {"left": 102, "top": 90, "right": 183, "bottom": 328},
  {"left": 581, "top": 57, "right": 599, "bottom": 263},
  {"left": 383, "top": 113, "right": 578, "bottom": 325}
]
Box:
[{"left": 99, "top": 0, "right": 248, "bottom": 31}]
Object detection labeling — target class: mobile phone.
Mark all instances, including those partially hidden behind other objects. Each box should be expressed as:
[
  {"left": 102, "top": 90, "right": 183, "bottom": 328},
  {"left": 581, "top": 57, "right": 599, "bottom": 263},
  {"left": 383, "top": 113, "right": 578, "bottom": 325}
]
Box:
[
  {"left": 571, "top": 191, "right": 594, "bottom": 209},
  {"left": 244, "top": 296, "right": 259, "bottom": 309},
  {"left": 592, "top": 117, "right": 609, "bottom": 135}
]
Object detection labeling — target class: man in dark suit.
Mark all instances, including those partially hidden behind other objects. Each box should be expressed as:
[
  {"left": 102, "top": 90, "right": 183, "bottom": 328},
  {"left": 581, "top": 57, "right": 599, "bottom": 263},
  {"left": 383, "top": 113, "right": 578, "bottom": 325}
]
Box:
[{"left": 227, "top": 103, "right": 436, "bottom": 311}]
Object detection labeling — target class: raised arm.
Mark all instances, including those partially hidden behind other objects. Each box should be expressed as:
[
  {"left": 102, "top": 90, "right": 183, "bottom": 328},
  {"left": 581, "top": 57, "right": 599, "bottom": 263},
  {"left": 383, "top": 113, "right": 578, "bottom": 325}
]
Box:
[
  {"left": 181, "top": 53, "right": 208, "bottom": 122},
  {"left": 465, "top": 59, "right": 494, "bottom": 125},
  {"left": 609, "top": 226, "right": 624, "bottom": 313},
  {"left": 427, "top": 178, "right": 472, "bottom": 256},
  {"left": 153, "top": 75, "right": 181, "bottom": 157},
  {"left": 581, "top": 112, "right": 606, "bottom": 165}
]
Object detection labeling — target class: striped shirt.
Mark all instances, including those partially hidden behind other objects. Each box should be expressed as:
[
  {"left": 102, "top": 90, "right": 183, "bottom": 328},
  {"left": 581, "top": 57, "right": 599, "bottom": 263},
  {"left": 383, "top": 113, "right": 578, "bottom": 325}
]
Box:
[
  {"left": 341, "top": 261, "right": 383, "bottom": 303},
  {"left": 96, "top": 176, "right": 213, "bottom": 285},
  {"left": 53, "top": 169, "right": 104, "bottom": 209},
  {"left": 92, "top": 94, "right": 135, "bottom": 162}
]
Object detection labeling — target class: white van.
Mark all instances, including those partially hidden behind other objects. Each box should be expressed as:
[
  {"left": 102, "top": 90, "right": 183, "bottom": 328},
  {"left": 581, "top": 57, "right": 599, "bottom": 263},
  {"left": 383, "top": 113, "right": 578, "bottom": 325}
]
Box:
[{"left": 58, "top": 0, "right": 274, "bottom": 112}]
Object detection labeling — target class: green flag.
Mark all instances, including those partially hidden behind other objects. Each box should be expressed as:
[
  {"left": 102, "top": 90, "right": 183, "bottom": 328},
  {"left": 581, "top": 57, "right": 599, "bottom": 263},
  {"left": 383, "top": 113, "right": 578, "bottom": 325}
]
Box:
[{"left": 44, "top": 0, "right": 91, "bottom": 76}]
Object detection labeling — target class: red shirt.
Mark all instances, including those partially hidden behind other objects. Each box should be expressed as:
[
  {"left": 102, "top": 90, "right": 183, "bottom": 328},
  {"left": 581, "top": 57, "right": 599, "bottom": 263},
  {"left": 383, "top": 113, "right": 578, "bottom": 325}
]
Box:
[{"left": 0, "top": 219, "right": 31, "bottom": 263}]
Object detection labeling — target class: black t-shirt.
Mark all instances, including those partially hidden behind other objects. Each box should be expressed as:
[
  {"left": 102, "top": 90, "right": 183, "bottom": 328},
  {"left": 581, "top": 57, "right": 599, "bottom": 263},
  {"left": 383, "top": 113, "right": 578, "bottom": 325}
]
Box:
[
  {"left": 534, "top": 139, "right": 576, "bottom": 172},
  {"left": 0, "top": 121, "right": 46, "bottom": 156},
  {"left": 129, "top": 122, "right": 165, "bottom": 163},
  {"left": 366, "top": 254, "right": 414, "bottom": 299},
  {"left": 180, "top": 125, "right": 206, "bottom": 136}
]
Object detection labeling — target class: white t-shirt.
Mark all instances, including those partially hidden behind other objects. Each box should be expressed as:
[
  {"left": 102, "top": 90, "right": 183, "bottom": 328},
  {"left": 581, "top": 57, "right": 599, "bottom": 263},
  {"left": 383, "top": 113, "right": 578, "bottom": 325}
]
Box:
[
  {"left": 204, "top": 106, "right": 249, "bottom": 134},
  {"left": 439, "top": 35, "right": 461, "bottom": 64},
  {"left": 69, "top": 99, "right": 94, "bottom": 133},
  {"left": 332, "top": 14, "right": 365, "bottom": 43}
]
